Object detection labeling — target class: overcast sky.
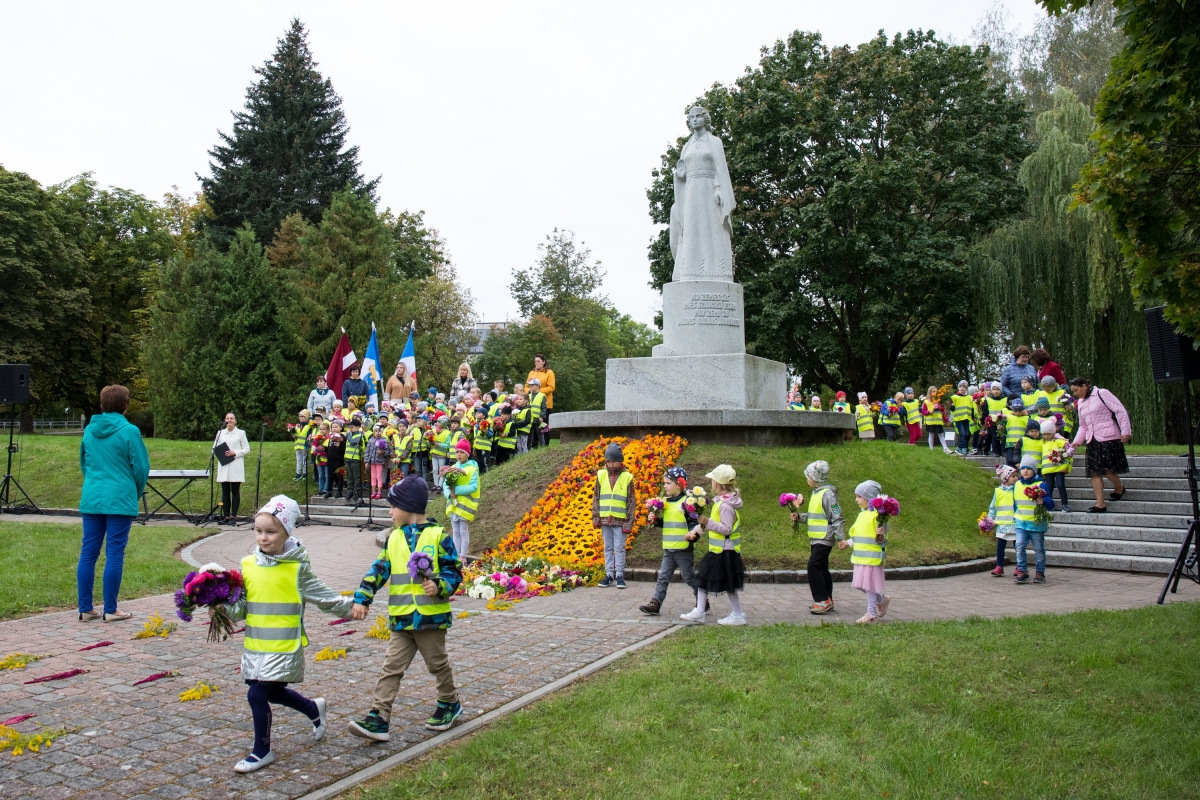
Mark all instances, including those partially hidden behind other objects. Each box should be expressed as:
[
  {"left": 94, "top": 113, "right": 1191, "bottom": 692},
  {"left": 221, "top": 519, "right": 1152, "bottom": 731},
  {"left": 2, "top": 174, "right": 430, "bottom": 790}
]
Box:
[{"left": 1, "top": 1, "right": 1044, "bottom": 329}]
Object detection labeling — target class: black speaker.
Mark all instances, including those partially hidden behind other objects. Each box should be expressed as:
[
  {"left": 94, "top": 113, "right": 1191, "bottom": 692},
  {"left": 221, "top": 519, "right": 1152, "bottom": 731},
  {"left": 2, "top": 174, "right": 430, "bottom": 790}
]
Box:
[
  {"left": 0, "top": 365, "right": 29, "bottom": 405},
  {"left": 1145, "top": 307, "right": 1200, "bottom": 384}
]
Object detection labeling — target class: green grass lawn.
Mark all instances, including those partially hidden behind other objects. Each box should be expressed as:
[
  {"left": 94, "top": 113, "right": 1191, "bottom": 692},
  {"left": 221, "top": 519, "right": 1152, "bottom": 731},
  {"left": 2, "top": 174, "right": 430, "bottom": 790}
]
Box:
[
  {"left": 7, "top": 434, "right": 301, "bottom": 515},
  {"left": 0, "top": 520, "right": 204, "bottom": 620},
  {"left": 351, "top": 602, "right": 1200, "bottom": 800}
]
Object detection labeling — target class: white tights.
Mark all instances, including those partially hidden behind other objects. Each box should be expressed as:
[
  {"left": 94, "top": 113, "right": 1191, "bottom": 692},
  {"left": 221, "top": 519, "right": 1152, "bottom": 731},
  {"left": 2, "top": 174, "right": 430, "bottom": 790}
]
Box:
[
  {"left": 695, "top": 588, "right": 742, "bottom": 616},
  {"left": 864, "top": 591, "right": 884, "bottom": 616},
  {"left": 928, "top": 432, "right": 949, "bottom": 452}
]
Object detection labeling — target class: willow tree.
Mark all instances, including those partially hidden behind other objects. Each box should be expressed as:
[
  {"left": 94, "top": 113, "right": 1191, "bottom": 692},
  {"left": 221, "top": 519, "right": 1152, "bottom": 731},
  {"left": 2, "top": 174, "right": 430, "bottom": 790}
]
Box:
[{"left": 970, "top": 88, "right": 1164, "bottom": 441}]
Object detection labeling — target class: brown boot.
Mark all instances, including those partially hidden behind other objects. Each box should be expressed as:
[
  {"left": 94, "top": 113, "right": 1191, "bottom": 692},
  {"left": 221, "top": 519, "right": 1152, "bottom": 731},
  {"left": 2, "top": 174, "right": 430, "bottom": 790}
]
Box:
[{"left": 638, "top": 598, "right": 661, "bottom": 615}]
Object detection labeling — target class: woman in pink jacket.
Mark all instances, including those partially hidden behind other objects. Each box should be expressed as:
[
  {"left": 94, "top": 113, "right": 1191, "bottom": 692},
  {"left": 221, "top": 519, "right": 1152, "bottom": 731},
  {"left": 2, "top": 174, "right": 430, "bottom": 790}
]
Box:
[{"left": 1069, "top": 377, "right": 1132, "bottom": 513}]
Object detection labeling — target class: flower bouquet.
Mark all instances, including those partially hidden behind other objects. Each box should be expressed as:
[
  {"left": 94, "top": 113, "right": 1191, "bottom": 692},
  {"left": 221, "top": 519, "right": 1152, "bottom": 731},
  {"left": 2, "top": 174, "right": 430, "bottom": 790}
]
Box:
[
  {"left": 977, "top": 512, "right": 996, "bottom": 534},
  {"left": 440, "top": 464, "right": 465, "bottom": 488},
  {"left": 779, "top": 492, "right": 804, "bottom": 532},
  {"left": 175, "top": 564, "right": 244, "bottom": 643},
  {"left": 408, "top": 551, "right": 436, "bottom": 584},
  {"left": 645, "top": 497, "right": 664, "bottom": 517},
  {"left": 683, "top": 487, "right": 707, "bottom": 516},
  {"left": 1024, "top": 485, "right": 1051, "bottom": 525},
  {"left": 868, "top": 495, "right": 900, "bottom": 517}
]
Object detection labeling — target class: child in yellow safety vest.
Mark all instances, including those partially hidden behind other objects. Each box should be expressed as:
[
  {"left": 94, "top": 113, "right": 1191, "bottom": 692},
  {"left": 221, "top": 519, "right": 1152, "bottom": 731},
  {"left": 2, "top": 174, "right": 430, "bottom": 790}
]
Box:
[
  {"left": 221, "top": 495, "right": 354, "bottom": 773},
  {"left": 922, "top": 386, "right": 952, "bottom": 454},
  {"left": 854, "top": 392, "right": 876, "bottom": 439},
  {"left": 901, "top": 387, "right": 922, "bottom": 445},
  {"left": 950, "top": 380, "right": 975, "bottom": 456},
  {"left": 592, "top": 442, "right": 635, "bottom": 589},
  {"left": 789, "top": 460, "right": 846, "bottom": 615},
  {"left": 880, "top": 392, "right": 904, "bottom": 442},
  {"left": 290, "top": 410, "right": 313, "bottom": 481},
  {"left": 1003, "top": 399, "right": 1029, "bottom": 467},
  {"left": 843, "top": 480, "right": 891, "bottom": 624},
  {"left": 980, "top": 382, "right": 1009, "bottom": 457},
  {"left": 986, "top": 465, "right": 1020, "bottom": 577},
  {"left": 348, "top": 476, "right": 465, "bottom": 741},
  {"left": 470, "top": 408, "right": 493, "bottom": 472},
  {"left": 1020, "top": 419, "right": 1044, "bottom": 470},
  {"left": 430, "top": 418, "right": 452, "bottom": 491},
  {"left": 1038, "top": 417, "right": 1073, "bottom": 513},
  {"left": 639, "top": 466, "right": 702, "bottom": 616},
  {"left": 680, "top": 464, "right": 748, "bottom": 626},
  {"left": 442, "top": 438, "right": 480, "bottom": 557},
  {"left": 833, "top": 390, "right": 851, "bottom": 414}
]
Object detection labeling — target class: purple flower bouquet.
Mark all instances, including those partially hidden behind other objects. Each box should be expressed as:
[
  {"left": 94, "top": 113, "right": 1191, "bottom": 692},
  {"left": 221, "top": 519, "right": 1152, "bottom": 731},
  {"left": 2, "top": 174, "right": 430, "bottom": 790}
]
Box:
[
  {"left": 408, "top": 551, "right": 435, "bottom": 584},
  {"left": 175, "top": 564, "right": 244, "bottom": 643}
]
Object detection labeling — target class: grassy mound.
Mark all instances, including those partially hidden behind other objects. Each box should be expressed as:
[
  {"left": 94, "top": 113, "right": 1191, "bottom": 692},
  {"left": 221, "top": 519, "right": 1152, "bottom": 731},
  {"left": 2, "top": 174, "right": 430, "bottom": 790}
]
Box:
[
  {"left": 351, "top": 602, "right": 1200, "bottom": 800},
  {"left": 0, "top": 520, "right": 203, "bottom": 620}
]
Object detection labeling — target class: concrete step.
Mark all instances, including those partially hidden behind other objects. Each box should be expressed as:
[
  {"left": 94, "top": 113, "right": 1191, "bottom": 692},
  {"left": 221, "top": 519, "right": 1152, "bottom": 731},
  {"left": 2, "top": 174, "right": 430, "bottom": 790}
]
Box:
[
  {"left": 1060, "top": 496, "right": 1194, "bottom": 515},
  {"left": 1048, "top": 523, "right": 1188, "bottom": 544},
  {"left": 1049, "top": 512, "right": 1191, "bottom": 530},
  {"left": 1066, "top": 487, "right": 1194, "bottom": 504},
  {"left": 299, "top": 512, "right": 390, "bottom": 528},
  {"left": 1043, "top": 551, "right": 1179, "bottom": 574},
  {"left": 1067, "top": 466, "right": 1189, "bottom": 479},
  {"left": 1066, "top": 477, "right": 1190, "bottom": 490},
  {"left": 1043, "top": 535, "right": 1184, "bottom": 559}
]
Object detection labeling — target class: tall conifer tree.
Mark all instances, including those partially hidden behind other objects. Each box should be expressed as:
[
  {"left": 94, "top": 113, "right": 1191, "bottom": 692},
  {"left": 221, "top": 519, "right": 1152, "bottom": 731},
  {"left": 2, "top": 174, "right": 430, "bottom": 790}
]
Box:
[{"left": 201, "top": 19, "right": 377, "bottom": 246}]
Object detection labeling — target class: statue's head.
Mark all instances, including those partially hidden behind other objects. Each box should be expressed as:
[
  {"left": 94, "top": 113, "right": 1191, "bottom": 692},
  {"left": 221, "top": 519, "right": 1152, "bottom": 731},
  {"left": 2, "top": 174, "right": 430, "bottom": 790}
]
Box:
[{"left": 687, "top": 106, "right": 712, "bottom": 132}]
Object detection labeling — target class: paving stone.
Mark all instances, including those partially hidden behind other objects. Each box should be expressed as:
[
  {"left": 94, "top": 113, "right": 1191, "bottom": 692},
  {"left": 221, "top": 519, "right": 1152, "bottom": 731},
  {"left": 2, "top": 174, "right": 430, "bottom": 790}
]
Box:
[{"left": 149, "top": 784, "right": 194, "bottom": 799}]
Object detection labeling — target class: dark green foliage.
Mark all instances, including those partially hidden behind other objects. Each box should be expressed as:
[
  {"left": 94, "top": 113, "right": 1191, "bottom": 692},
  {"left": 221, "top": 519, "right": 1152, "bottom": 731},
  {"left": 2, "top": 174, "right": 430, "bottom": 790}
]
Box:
[
  {"left": 647, "top": 30, "right": 1031, "bottom": 399},
  {"left": 474, "top": 315, "right": 595, "bottom": 411},
  {"left": 200, "top": 19, "right": 377, "bottom": 247},
  {"left": 51, "top": 174, "right": 174, "bottom": 411},
  {"left": 971, "top": 89, "right": 1164, "bottom": 442},
  {"left": 145, "top": 228, "right": 280, "bottom": 438},
  {"left": 0, "top": 166, "right": 91, "bottom": 409}
]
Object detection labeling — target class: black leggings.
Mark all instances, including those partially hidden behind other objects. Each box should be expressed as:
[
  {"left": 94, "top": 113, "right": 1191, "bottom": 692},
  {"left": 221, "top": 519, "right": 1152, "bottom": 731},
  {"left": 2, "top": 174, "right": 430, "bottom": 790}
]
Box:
[
  {"left": 808, "top": 543, "right": 834, "bottom": 602},
  {"left": 246, "top": 680, "right": 318, "bottom": 757},
  {"left": 220, "top": 482, "right": 241, "bottom": 518}
]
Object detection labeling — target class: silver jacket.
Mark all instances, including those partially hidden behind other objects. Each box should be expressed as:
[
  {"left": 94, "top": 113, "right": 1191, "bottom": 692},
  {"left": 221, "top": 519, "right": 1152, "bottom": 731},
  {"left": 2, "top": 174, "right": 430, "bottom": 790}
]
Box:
[{"left": 224, "top": 537, "right": 355, "bottom": 683}]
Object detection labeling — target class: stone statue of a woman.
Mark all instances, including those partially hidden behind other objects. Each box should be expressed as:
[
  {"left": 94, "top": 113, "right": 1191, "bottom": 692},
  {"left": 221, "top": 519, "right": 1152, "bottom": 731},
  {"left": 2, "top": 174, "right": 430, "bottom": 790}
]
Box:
[{"left": 669, "top": 106, "right": 736, "bottom": 282}]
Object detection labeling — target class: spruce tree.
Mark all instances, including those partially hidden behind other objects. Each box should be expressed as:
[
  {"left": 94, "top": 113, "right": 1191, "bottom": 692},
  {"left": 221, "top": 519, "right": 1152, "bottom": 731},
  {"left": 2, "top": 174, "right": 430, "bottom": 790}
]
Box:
[{"left": 201, "top": 19, "right": 377, "bottom": 246}]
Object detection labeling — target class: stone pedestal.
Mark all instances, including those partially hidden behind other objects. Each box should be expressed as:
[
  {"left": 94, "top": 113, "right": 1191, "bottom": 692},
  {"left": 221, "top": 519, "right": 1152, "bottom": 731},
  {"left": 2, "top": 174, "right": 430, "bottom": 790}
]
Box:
[
  {"left": 652, "top": 280, "right": 745, "bottom": 357},
  {"left": 605, "top": 353, "right": 786, "bottom": 411}
]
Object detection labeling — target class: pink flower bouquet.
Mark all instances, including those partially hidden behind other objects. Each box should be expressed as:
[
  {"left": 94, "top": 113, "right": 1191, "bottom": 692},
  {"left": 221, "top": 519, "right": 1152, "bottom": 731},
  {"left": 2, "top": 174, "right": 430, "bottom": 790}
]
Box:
[{"left": 868, "top": 495, "right": 900, "bottom": 517}]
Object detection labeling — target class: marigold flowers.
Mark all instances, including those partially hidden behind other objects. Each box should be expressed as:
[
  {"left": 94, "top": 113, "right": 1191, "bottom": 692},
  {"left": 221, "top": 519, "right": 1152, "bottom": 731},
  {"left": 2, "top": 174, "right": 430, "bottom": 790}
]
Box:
[
  {"left": 365, "top": 616, "right": 391, "bottom": 641},
  {"left": 179, "top": 682, "right": 219, "bottom": 702},
  {"left": 132, "top": 612, "right": 177, "bottom": 640},
  {"left": 0, "top": 724, "right": 68, "bottom": 757},
  {"left": 314, "top": 647, "right": 348, "bottom": 662},
  {"left": 0, "top": 654, "right": 43, "bottom": 671}
]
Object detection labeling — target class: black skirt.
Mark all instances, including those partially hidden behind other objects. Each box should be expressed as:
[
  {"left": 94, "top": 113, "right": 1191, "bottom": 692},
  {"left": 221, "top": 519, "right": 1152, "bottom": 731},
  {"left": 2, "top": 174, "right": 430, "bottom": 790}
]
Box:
[
  {"left": 694, "top": 549, "right": 746, "bottom": 594},
  {"left": 1085, "top": 438, "right": 1129, "bottom": 476}
]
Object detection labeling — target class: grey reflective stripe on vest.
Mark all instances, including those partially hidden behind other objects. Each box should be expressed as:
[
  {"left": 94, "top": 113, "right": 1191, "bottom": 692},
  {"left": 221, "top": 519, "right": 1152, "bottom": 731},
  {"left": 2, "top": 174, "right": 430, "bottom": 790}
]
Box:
[
  {"left": 727, "top": 534, "right": 741, "bottom": 549},
  {"left": 851, "top": 536, "right": 878, "bottom": 545},
  {"left": 388, "top": 592, "right": 442, "bottom": 607},
  {"left": 244, "top": 625, "right": 302, "bottom": 640},
  {"left": 662, "top": 521, "right": 688, "bottom": 529},
  {"left": 391, "top": 574, "right": 416, "bottom": 585},
  {"left": 662, "top": 534, "right": 689, "bottom": 543},
  {"left": 245, "top": 602, "right": 303, "bottom": 615}
]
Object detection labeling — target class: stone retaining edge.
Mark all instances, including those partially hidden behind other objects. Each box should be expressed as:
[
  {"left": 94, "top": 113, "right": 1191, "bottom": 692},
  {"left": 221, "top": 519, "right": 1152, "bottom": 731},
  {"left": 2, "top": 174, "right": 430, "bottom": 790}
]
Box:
[
  {"left": 625, "top": 557, "right": 997, "bottom": 584},
  {"left": 294, "top": 623, "right": 684, "bottom": 800}
]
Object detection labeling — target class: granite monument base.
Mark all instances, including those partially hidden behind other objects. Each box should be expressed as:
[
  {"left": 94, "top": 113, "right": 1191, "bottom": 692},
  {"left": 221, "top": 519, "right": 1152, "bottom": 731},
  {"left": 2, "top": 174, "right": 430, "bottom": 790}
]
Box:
[
  {"left": 652, "top": 280, "right": 745, "bottom": 357},
  {"left": 551, "top": 409, "right": 854, "bottom": 446},
  {"left": 605, "top": 352, "right": 786, "bottom": 411}
]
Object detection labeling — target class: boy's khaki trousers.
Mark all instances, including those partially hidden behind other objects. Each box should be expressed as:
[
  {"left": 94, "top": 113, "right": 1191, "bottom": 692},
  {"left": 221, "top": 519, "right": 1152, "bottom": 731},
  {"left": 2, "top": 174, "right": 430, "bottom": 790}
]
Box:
[{"left": 372, "top": 628, "right": 458, "bottom": 720}]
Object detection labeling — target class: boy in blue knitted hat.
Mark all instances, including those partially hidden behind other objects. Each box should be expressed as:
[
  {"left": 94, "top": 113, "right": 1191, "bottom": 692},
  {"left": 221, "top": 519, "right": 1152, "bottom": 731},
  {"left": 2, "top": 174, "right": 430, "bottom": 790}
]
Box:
[{"left": 639, "top": 466, "right": 702, "bottom": 616}]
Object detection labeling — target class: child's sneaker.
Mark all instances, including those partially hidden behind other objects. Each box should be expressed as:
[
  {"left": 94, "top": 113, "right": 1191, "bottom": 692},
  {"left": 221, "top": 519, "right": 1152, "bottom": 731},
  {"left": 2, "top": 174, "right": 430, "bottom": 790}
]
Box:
[
  {"left": 1060, "top": 505, "right": 1071, "bottom": 514},
  {"left": 1033, "top": 572, "right": 1045, "bottom": 584},
  {"left": 877, "top": 595, "right": 891, "bottom": 617},
  {"left": 638, "top": 598, "right": 661, "bottom": 615},
  {"left": 990, "top": 565, "right": 1005, "bottom": 577},
  {"left": 855, "top": 614, "right": 878, "bottom": 624},
  {"left": 598, "top": 575, "right": 615, "bottom": 588},
  {"left": 810, "top": 600, "right": 834, "bottom": 615},
  {"left": 615, "top": 575, "right": 626, "bottom": 589},
  {"left": 425, "top": 700, "right": 463, "bottom": 731},
  {"left": 680, "top": 607, "right": 706, "bottom": 623},
  {"left": 1014, "top": 570, "right": 1030, "bottom": 584},
  {"left": 234, "top": 751, "right": 275, "bottom": 773},
  {"left": 312, "top": 697, "right": 327, "bottom": 742},
  {"left": 717, "top": 612, "right": 746, "bottom": 626},
  {"left": 348, "top": 710, "right": 390, "bottom": 741}
]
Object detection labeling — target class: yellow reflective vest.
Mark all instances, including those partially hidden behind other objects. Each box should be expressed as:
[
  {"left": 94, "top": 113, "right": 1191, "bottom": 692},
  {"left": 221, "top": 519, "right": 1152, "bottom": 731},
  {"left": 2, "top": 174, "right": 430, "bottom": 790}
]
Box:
[
  {"left": 991, "top": 485, "right": 1015, "bottom": 530},
  {"left": 661, "top": 496, "right": 690, "bottom": 550},
  {"left": 386, "top": 525, "right": 452, "bottom": 619},
  {"left": 597, "top": 469, "right": 634, "bottom": 520},
  {"left": 901, "top": 399, "right": 921, "bottom": 426},
  {"left": 854, "top": 404, "right": 874, "bottom": 434},
  {"left": 849, "top": 509, "right": 883, "bottom": 566},
  {"left": 950, "top": 393, "right": 974, "bottom": 423},
  {"left": 446, "top": 463, "right": 480, "bottom": 522},
  {"left": 707, "top": 498, "right": 741, "bottom": 553},
  {"left": 241, "top": 556, "right": 307, "bottom": 654},
  {"left": 807, "top": 488, "right": 829, "bottom": 540}
]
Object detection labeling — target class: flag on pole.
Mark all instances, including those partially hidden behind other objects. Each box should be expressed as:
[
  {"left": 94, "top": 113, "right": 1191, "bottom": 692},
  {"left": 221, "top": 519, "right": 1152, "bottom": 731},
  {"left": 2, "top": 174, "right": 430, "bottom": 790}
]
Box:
[
  {"left": 325, "top": 329, "right": 358, "bottom": 398},
  {"left": 362, "top": 323, "right": 381, "bottom": 411},
  {"left": 399, "top": 323, "right": 417, "bottom": 389}
]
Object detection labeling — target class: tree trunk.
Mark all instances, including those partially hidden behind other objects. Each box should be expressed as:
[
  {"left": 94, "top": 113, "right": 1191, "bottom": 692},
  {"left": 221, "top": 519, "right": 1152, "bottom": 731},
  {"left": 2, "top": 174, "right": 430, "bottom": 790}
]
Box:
[{"left": 19, "top": 412, "right": 33, "bottom": 434}]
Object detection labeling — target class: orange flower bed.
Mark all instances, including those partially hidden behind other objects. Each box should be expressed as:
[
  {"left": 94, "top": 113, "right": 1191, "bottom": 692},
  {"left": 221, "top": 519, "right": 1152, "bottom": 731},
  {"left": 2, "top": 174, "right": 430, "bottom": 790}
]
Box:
[{"left": 494, "top": 434, "right": 688, "bottom": 567}]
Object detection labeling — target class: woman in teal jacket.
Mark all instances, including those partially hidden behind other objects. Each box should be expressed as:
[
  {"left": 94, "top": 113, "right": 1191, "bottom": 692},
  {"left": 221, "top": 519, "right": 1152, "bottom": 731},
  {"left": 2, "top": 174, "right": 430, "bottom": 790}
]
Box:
[{"left": 78, "top": 385, "right": 150, "bottom": 622}]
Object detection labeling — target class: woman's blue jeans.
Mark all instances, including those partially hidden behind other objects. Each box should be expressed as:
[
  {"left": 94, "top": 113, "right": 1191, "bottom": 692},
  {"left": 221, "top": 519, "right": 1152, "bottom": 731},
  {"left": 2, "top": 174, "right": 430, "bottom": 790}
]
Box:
[{"left": 78, "top": 514, "right": 133, "bottom": 614}]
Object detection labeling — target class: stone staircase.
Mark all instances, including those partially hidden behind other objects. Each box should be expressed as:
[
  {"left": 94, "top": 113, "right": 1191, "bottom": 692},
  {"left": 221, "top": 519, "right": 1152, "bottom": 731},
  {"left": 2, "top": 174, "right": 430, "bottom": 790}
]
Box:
[
  {"left": 965, "top": 453, "right": 1194, "bottom": 574},
  {"left": 295, "top": 493, "right": 394, "bottom": 529}
]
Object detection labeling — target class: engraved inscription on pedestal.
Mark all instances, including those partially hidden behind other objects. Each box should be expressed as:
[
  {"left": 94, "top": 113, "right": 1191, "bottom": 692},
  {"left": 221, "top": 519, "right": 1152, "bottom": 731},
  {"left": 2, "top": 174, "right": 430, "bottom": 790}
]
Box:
[
  {"left": 654, "top": 280, "right": 746, "bottom": 357},
  {"left": 679, "top": 290, "right": 739, "bottom": 328}
]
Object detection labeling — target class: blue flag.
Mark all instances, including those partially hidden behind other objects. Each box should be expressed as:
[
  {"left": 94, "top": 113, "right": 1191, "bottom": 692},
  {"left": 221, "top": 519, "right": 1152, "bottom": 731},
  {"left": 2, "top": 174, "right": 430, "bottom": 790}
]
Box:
[
  {"left": 399, "top": 324, "right": 417, "bottom": 390},
  {"left": 362, "top": 323, "right": 382, "bottom": 411}
]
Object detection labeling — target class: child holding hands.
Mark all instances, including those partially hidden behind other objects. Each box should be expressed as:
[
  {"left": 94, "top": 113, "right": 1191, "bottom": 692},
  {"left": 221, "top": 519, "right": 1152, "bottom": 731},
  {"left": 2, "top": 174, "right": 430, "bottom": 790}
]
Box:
[
  {"left": 986, "top": 465, "right": 1019, "bottom": 576},
  {"left": 220, "top": 495, "right": 354, "bottom": 773},
  {"left": 639, "top": 466, "right": 701, "bottom": 616},
  {"left": 680, "top": 464, "right": 747, "bottom": 626}
]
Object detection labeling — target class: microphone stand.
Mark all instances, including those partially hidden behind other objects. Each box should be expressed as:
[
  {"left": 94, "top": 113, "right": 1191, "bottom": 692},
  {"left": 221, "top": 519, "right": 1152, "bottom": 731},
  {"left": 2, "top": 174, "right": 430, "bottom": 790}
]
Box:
[
  {"left": 297, "top": 443, "right": 330, "bottom": 527},
  {"left": 195, "top": 449, "right": 220, "bottom": 527},
  {"left": 357, "top": 468, "right": 385, "bottom": 532}
]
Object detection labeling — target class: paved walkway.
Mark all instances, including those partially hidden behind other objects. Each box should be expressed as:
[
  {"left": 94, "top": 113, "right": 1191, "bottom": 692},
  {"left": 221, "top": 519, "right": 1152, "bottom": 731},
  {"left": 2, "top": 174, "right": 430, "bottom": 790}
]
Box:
[{"left": 0, "top": 521, "right": 1196, "bottom": 800}]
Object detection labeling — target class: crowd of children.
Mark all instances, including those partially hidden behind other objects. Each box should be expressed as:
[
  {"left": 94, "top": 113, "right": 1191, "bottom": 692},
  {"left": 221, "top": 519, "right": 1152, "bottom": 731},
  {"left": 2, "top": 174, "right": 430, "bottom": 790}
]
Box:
[{"left": 788, "top": 373, "right": 1078, "bottom": 465}]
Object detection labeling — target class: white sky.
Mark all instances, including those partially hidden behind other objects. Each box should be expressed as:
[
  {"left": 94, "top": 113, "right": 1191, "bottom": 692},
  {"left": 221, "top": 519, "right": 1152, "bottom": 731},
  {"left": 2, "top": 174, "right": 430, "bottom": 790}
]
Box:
[{"left": 0, "top": 1, "right": 1044, "bottom": 328}]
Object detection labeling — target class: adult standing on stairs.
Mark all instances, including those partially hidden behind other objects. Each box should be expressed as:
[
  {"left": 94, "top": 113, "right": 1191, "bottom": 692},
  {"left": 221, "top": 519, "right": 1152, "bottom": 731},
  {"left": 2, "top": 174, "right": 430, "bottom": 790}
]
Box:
[{"left": 1069, "top": 377, "right": 1132, "bottom": 514}]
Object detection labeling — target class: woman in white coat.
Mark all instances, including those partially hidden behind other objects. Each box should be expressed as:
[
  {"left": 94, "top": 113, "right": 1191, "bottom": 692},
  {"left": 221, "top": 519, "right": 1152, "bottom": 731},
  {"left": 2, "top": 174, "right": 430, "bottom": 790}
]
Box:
[{"left": 215, "top": 412, "right": 251, "bottom": 523}]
